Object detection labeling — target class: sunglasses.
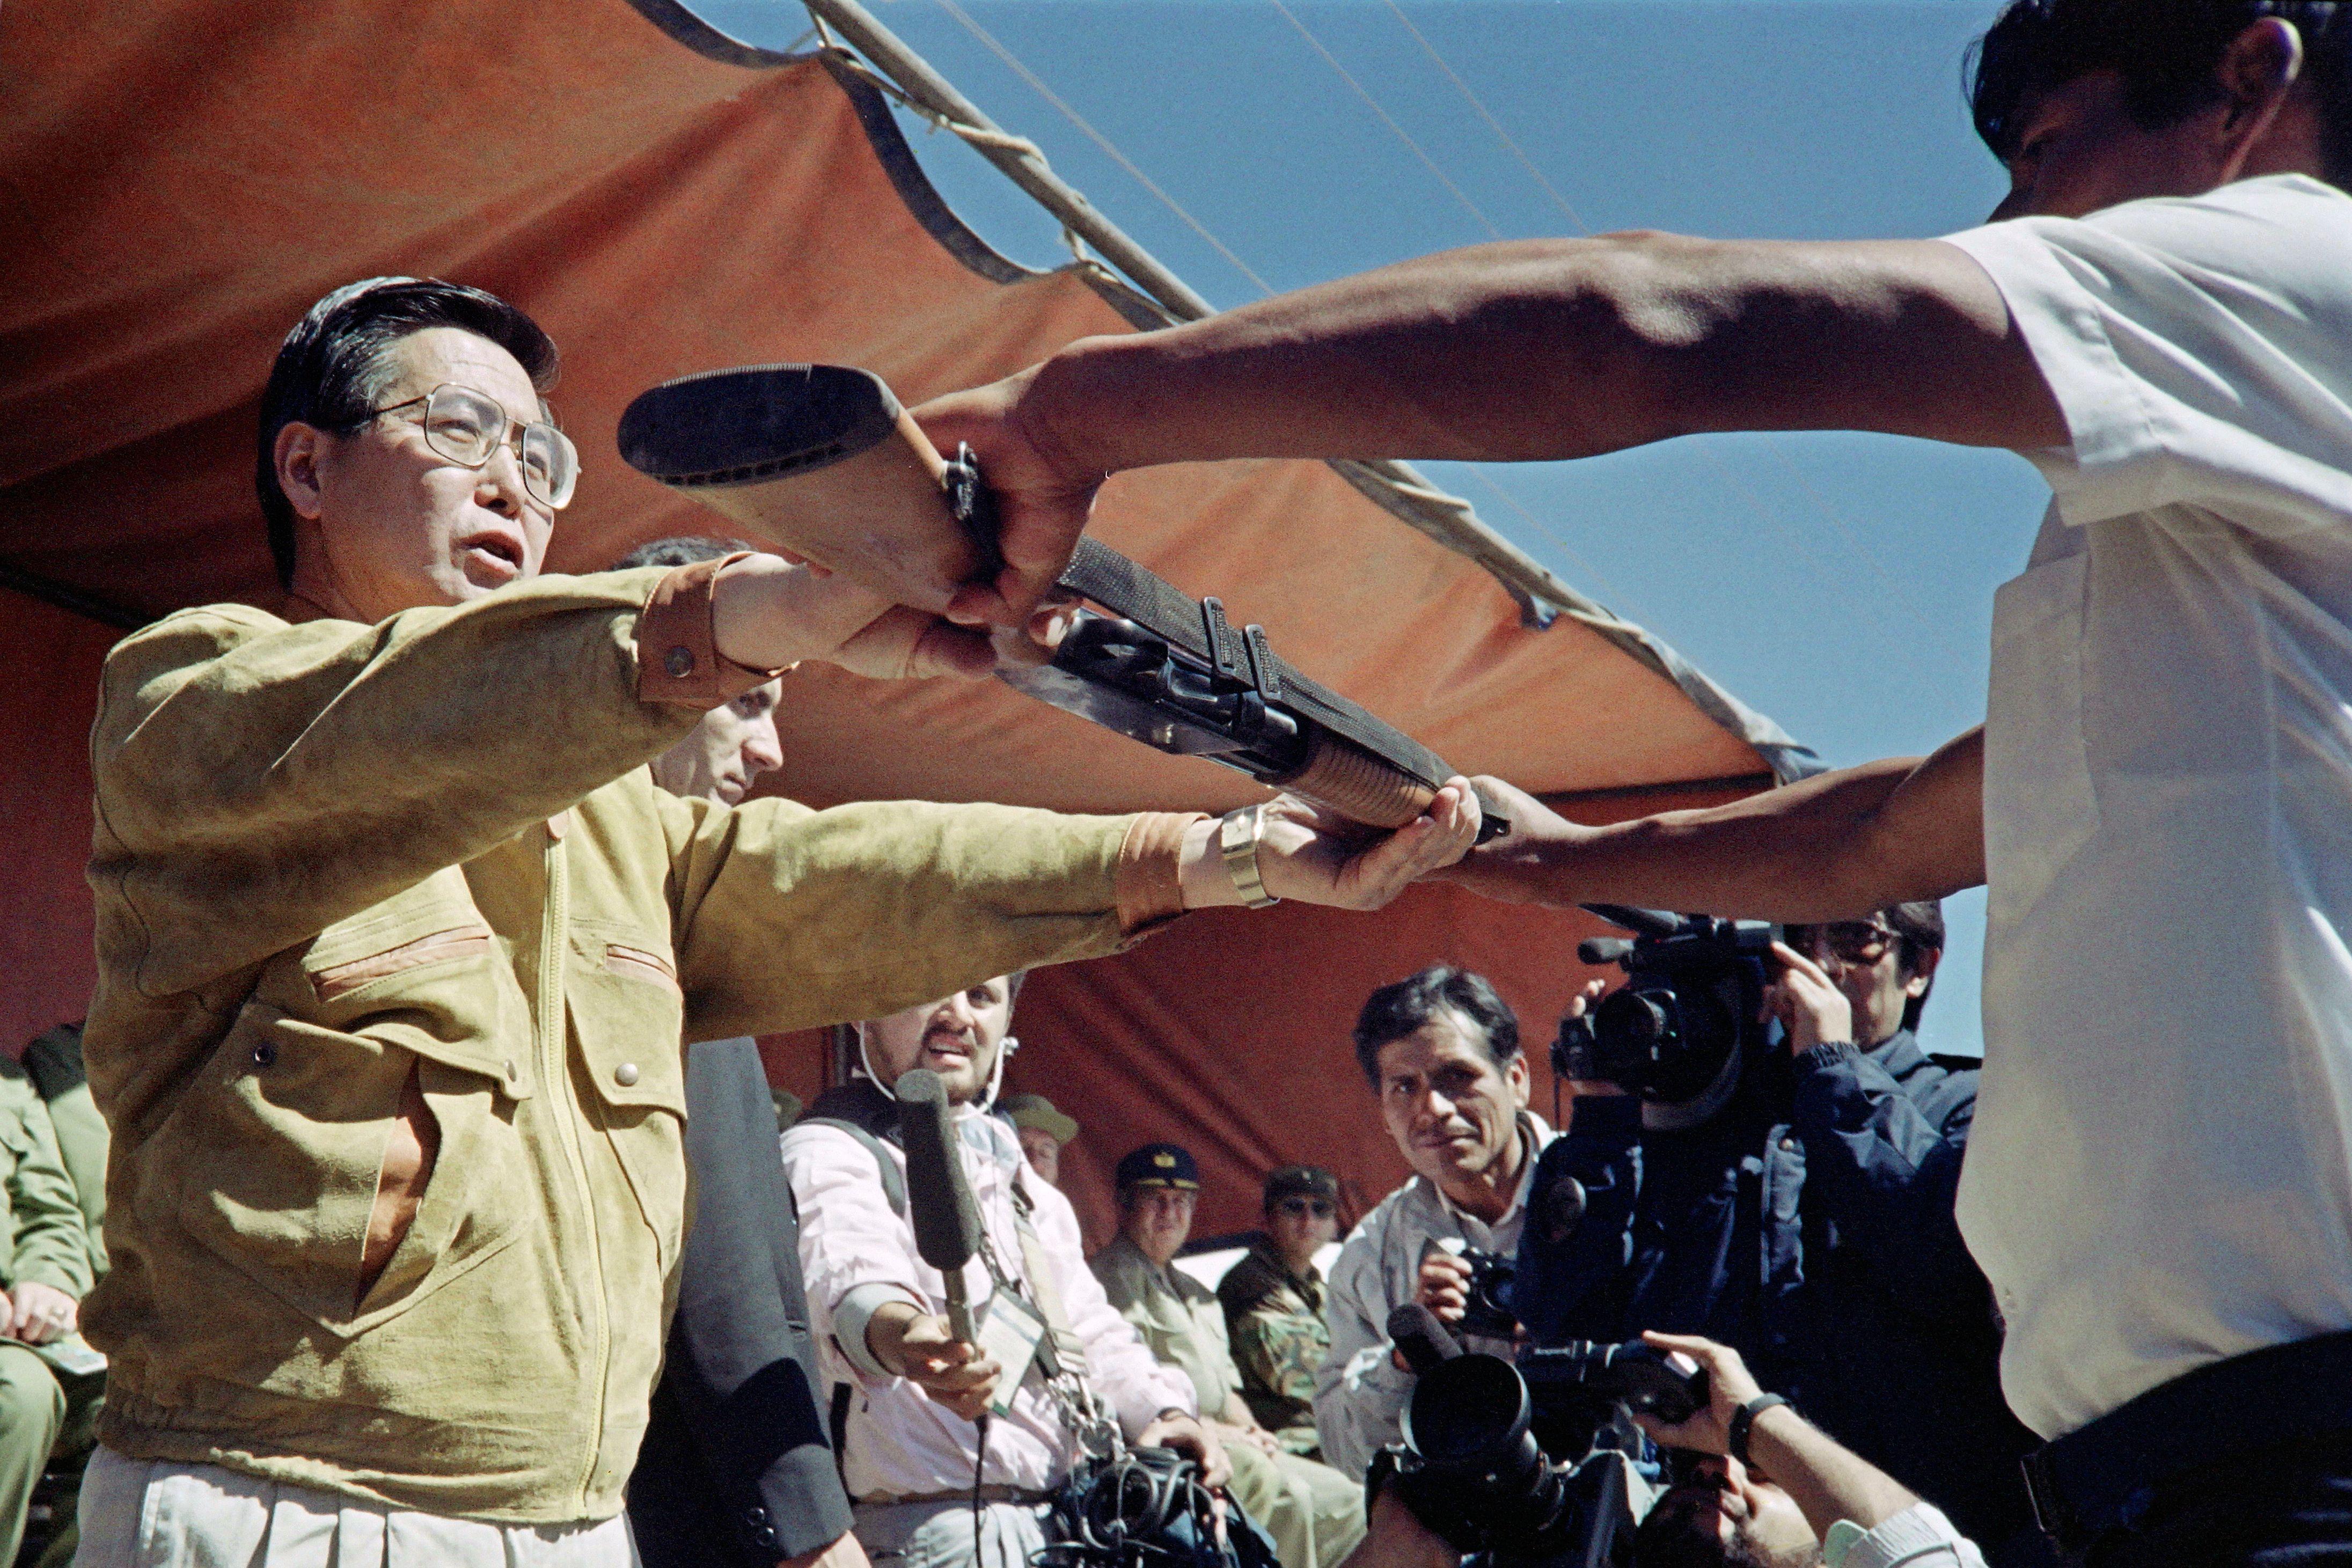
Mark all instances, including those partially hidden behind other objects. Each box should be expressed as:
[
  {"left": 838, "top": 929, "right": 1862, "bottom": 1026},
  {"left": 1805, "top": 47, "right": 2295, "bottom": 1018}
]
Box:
[{"left": 1273, "top": 1198, "right": 1336, "bottom": 1219}]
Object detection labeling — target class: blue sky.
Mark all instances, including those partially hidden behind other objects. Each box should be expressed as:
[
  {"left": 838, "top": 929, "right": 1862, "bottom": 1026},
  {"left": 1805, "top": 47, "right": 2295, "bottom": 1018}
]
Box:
[{"left": 697, "top": 0, "right": 2053, "bottom": 1058}]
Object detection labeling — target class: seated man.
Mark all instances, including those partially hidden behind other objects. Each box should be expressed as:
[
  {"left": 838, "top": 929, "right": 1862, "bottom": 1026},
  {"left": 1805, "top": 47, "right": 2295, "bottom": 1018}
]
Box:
[
  {"left": 617, "top": 537, "right": 863, "bottom": 1568},
  {"left": 0, "top": 1052, "right": 103, "bottom": 1568},
  {"left": 1094, "top": 1146, "right": 1365, "bottom": 1568},
  {"left": 999, "top": 1093, "right": 1077, "bottom": 1188},
  {"left": 785, "top": 979, "right": 1221, "bottom": 1568},
  {"left": 75, "top": 277, "right": 1480, "bottom": 1566},
  {"left": 1217, "top": 1167, "right": 1341, "bottom": 1460},
  {"left": 1316, "top": 969, "right": 1554, "bottom": 1479}
]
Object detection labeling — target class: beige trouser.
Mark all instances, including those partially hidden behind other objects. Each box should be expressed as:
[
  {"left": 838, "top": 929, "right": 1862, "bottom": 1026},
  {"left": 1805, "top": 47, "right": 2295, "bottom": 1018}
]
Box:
[
  {"left": 1223, "top": 1444, "right": 1365, "bottom": 1568},
  {"left": 72, "top": 1448, "right": 640, "bottom": 1567}
]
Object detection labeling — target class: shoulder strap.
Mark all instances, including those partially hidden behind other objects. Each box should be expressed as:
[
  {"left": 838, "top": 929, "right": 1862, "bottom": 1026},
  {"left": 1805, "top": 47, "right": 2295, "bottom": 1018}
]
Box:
[
  {"left": 800, "top": 1117, "right": 906, "bottom": 1218},
  {"left": 1010, "top": 1171, "right": 1088, "bottom": 1378},
  {"left": 829, "top": 1380, "right": 854, "bottom": 1487}
]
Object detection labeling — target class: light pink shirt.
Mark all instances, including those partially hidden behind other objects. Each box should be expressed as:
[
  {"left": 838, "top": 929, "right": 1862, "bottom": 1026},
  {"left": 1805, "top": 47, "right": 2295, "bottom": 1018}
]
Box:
[{"left": 783, "top": 1102, "right": 1195, "bottom": 1499}]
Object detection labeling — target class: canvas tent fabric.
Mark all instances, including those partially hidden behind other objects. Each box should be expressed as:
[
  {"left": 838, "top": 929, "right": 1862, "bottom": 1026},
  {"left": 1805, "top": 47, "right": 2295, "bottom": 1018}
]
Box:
[{"left": 0, "top": 0, "right": 1790, "bottom": 1238}]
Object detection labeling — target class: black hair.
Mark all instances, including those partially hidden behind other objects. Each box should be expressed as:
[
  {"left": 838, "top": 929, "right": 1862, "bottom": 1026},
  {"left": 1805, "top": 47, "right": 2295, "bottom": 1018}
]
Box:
[
  {"left": 1630, "top": 1490, "right": 1803, "bottom": 1568},
  {"left": 256, "top": 277, "right": 559, "bottom": 590},
  {"left": 1968, "top": 2, "right": 2352, "bottom": 186},
  {"left": 1352, "top": 965, "right": 1521, "bottom": 1089},
  {"left": 610, "top": 536, "right": 753, "bottom": 571},
  {"left": 1785, "top": 900, "right": 1946, "bottom": 1033}
]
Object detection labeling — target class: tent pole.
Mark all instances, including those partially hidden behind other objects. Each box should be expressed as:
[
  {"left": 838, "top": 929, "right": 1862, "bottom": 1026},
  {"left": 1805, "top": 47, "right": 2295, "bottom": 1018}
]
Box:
[
  {"left": 798, "top": 0, "right": 1818, "bottom": 780},
  {"left": 798, "top": 0, "right": 1602, "bottom": 625}
]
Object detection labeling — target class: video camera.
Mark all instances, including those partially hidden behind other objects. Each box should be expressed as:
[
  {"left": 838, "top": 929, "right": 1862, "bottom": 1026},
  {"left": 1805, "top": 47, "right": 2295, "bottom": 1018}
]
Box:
[
  {"left": 1371, "top": 1305, "right": 1706, "bottom": 1568},
  {"left": 1553, "top": 905, "right": 1779, "bottom": 1111}
]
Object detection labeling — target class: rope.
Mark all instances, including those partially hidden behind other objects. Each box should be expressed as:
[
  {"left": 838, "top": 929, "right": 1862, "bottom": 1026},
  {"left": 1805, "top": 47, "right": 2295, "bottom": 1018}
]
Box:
[
  {"left": 1359, "top": 3, "right": 1940, "bottom": 648},
  {"left": 1262, "top": 0, "right": 1505, "bottom": 241},
  {"left": 927, "top": 0, "right": 1275, "bottom": 298}
]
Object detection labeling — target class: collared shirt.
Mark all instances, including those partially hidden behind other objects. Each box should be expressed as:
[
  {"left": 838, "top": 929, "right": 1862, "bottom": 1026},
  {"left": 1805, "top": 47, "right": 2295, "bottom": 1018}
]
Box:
[
  {"left": 1822, "top": 1502, "right": 1987, "bottom": 1568},
  {"left": 1090, "top": 1233, "right": 1240, "bottom": 1417},
  {"left": 784, "top": 1104, "right": 1193, "bottom": 1501},
  {"left": 1943, "top": 174, "right": 2352, "bottom": 1440},
  {"left": 1313, "top": 1113, "right": 1554, "bottom": 1478},
  {"left": 1218, "top": 1236, "right": 1328, "bottom": 1453}
]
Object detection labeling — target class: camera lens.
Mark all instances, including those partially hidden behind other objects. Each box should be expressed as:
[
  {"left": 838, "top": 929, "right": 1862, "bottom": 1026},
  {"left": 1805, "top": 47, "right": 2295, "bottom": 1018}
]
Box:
[
  {"left": 1404, "top": 1355, "right": 1539, "bottom": 1478},
  {"left": 1595, "top": 990, "right": 1669, "bottom": 1050}
]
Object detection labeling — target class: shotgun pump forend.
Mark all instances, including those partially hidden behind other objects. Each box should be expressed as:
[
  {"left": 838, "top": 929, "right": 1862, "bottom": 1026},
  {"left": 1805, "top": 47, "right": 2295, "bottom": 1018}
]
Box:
[{"left": 617, "top": 363, "right": 1504, "bottom": 842}]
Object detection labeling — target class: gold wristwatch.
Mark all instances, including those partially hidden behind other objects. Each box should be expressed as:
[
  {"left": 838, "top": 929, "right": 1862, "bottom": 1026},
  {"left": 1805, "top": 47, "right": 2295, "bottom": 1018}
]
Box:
[{"left": 1219, "top": 803, "right": 1280, "bottom": 908}]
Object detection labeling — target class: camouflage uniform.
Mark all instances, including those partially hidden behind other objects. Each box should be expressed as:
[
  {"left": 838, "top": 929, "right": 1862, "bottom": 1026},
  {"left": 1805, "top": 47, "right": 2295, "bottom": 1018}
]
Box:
[{"left": 1218, "top": 1235, "right": 1329, "bottom": 1459}]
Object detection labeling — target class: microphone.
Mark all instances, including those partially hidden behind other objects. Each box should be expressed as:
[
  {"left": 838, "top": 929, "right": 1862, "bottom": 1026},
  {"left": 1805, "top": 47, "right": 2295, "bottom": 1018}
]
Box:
[
  {"left": 896, "top": 1068, "right": 983, "bottom": 1342},
  {"left": 1387, "top": 1302, "right": 1463, "bottom": 1374}
]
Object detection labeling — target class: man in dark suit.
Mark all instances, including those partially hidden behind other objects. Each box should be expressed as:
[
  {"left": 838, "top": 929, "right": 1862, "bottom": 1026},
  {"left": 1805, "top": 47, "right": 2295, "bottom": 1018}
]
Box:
[{"left": 620, "top": 536, "right": 867, "bottom": 1568}]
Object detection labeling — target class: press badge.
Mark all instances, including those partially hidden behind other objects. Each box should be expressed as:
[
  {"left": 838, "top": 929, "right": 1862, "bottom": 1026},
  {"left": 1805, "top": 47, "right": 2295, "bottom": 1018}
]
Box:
[{"left": 975, "top": 1291, "right": 1049, "bottom": 1418}]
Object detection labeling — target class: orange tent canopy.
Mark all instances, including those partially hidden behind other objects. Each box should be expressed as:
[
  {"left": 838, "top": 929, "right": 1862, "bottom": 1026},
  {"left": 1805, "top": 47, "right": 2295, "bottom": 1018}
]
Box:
[{"left": 0, "top": 0, "right": 1797, "bottom": 1239}]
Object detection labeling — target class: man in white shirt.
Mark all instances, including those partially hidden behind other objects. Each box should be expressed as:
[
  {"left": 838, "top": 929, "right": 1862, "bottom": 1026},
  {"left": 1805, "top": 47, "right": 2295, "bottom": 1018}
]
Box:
[
  {"left": 912, "top": 6, "right": 2352, "bottom": 1560},
  {"left": 782, "top": 979, "right": 1222, "bottom": 1568},
  {"left": 1315, "top": 968, "right": 1554, "bottom": 1480}
]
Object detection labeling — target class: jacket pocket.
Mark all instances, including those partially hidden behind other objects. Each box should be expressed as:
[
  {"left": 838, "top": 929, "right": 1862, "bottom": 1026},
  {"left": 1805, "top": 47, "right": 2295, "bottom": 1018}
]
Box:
[
  {"left": 569, "top": 920, "right": 690, "bottom": 1277},
  {"left": 159, "top": 871, "right": 537, "bottom": 1333},
  {"left": 149, "top": 1001, "right": 523, "bottom": 1335}
]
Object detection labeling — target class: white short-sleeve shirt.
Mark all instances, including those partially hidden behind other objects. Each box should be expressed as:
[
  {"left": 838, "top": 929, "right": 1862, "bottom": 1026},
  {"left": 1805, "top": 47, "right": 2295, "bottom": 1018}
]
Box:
[{"left": 1941, "top": 174, "right": 2352, "bottom": 1441}]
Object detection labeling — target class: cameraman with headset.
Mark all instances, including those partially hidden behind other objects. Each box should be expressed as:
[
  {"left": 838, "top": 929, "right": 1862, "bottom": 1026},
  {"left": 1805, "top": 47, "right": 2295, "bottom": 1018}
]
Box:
[{"left": 1514, "top": 903, "right": 2041, "bottom": 1564}]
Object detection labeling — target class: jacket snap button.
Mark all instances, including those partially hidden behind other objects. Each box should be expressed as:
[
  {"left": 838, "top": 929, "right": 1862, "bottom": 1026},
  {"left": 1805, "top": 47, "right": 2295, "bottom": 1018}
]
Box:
[
  {"left": 614, "top": 1062, "right": 641, "bottom": 1087},
  {"left": 251, "top": 1043, "right": 276, "bottom": 1068},
  {"left": 665, "top": 646, "right": 695, "bottom": 679}
]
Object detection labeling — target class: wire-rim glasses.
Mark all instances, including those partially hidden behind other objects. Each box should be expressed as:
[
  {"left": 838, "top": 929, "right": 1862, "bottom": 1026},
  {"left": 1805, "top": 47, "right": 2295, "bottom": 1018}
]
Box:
[{"left": 359, "top": 383, "right": 578, "bottom": 511}]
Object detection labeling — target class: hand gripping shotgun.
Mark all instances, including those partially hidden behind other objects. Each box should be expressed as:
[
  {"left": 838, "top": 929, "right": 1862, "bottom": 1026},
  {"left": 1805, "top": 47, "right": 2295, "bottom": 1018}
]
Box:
[{"left": 618, "top": 363, "right": 1505, "bottom": 841}]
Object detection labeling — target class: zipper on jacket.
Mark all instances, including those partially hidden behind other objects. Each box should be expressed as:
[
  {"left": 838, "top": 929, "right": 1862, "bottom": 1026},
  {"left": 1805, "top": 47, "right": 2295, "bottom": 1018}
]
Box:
[{"left": 538, "top": 825, "right": 610, "bottom": 1512}]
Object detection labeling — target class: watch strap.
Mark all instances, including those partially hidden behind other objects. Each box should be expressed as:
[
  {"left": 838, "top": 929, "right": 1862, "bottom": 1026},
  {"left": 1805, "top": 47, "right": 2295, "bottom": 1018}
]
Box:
[
  {"left": 1728, "top": 1393, "right": 1791, "bottom": 1465},
  {"left": 1219, "top": 804, "right": 1280, "bottom": 908}
]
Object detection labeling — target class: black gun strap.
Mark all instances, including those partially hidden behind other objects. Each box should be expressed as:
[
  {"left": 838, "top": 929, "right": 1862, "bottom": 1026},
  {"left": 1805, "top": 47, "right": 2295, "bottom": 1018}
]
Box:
[{"left": 1054, "top": 538, "right": 1454, "bottom": 790}]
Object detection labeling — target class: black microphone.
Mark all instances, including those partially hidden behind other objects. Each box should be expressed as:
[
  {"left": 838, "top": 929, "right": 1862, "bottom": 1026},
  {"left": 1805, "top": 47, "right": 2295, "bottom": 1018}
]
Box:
[
  {"left": 1387, "top": 1302, "right": 1463, "bottom": 1374},
  {"left": 896, "top": 1068, "right": 983, "bottom": 1342}
]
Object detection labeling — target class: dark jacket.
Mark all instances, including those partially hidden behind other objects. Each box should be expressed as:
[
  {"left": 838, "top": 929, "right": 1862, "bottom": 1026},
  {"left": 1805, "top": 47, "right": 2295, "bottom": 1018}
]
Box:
[
  {"left": 1511, "top": 1031, "right": 2046, "bottom": 1564},
  {"left": 629, "top": 1038, "right": 853, "bottom": 1567}
]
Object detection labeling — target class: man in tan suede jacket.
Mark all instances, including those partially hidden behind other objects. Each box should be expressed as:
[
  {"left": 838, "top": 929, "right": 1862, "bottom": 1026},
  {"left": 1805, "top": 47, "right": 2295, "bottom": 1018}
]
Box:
[{"left": 72, "top": 278, "right": 1481, "bottom": 1568}]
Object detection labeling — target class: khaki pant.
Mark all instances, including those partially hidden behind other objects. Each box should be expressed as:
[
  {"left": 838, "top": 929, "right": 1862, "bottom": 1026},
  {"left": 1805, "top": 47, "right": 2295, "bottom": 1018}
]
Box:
[
  {"left": 0, "top": 1343, "right": 103, "bottom": 1567},
  {"left": 1223, "top": 1444, "right": 1364, "bottom": 1568},
  {"left": 72, "top": 1449, "right": 640, "bottom": 1567}
]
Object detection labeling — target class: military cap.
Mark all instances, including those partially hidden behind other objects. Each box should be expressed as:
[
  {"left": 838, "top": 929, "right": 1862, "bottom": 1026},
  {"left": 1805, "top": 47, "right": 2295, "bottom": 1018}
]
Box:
[
  {"left": 1115, "top": 1141, "right": 1200, "bottom": 1191},
  {"left": 1263, "top": 1164, "right": 1339, "bottom": 1208},
  {"left": 1000, "top": 1092, "right": 1079, "bottom": 1146}
]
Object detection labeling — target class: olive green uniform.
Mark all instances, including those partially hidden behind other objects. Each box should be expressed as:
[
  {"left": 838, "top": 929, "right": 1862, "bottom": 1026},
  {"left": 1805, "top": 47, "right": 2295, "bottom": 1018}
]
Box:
[{"left": 1091, "top": 1235, "right": 1364, "bottom": 1568}]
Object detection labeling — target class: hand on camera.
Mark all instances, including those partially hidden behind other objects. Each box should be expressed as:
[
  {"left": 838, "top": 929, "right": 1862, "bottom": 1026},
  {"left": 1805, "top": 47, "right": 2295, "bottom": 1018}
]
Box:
[
  {"left": 869, "top": 1306, "right": 1001, "bottom": 1422},
  {"left": 1139, "top": 1410, "right": 1232, "bottom": 1490},
  {"left": 1413, "top": 1250, "right": 1474, "bottom": 1325},
  {"left": 1762, "top": 942, "right": 1854, "bottom": 1056},
  {"left": 1183, "top": 780, "right": 1482, "bottom": 913},
  {"left": 1625, "top": 1331, "right": 1762, "bottom": 1456},
  {"left": 1558, "top": 979, "right": 1628, "bottom": 1099}
]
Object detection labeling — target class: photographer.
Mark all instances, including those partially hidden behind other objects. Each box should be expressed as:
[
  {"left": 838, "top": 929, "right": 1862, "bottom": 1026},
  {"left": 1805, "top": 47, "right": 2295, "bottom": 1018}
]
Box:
[
  {"left": 917, "top": 5, "right": 2352, "bottom": 1556},
  {"left": 1315, "top": 969, "right": 1555, "bottom": 1480},
  {"left": 1630, "top": 1333, "right": 1985, "bottom": 1568},
  {"left": 1515, "top": 905, "right": 2039, "bottom": 1562}
]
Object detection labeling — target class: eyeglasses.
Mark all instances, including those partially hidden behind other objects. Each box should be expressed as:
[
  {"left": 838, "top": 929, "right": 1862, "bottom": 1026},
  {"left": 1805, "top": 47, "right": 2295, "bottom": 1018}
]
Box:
[
  {"left": 1273, "top": 1198, "right": 1335, "bottom": 1219},
  {"left": 1786, "top": 921, "right": 1899, "bottom": 969},
  {"left": 360, "top": 384, "right": 578, "bottom": 511}
]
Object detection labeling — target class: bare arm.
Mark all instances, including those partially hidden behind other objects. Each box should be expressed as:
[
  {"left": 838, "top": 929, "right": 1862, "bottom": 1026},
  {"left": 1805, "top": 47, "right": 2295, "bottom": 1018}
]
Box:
[
  {"left": 1433, "top": 728, "right": 1984, "bottom": 922},
  {"left": 916, "top": 235, "right": 2061, "bottom": 620}
]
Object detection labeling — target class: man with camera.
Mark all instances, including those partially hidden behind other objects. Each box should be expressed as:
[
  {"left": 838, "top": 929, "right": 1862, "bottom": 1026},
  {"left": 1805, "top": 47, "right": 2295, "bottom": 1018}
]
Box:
[
  {"left": 1517, "top": 905, "right": 2038, "bottom": 1561},
  {"left": 1315, "top": 968, "right": 1555, "bottom": 1480},
  {"left": 917, "top": 3, "right": 2352, "bottom": 1556},
  {"left": 783, "top": 980, "right": 1228, "bottom": 1568}
]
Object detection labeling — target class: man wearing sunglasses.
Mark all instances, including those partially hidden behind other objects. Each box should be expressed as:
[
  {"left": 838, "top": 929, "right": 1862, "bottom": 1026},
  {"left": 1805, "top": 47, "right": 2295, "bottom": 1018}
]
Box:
[
  {"left": 70, "top": 276, "right": 1482, "bottom": 1568},
  {"left": 1218, "top": 1167, "right": 1344, "bottom": 1462}
]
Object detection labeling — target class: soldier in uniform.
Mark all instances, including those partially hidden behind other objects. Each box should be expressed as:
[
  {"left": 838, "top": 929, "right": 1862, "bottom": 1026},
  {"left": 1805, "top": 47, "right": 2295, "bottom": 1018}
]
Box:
[
  {"left": 1093, "top": 1145, "right": 1365, "bottom": 1568},
  {"left": 1217, "top": 1167, "right": 1340, "bottom": 1461}
]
